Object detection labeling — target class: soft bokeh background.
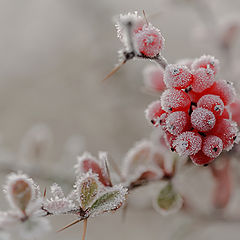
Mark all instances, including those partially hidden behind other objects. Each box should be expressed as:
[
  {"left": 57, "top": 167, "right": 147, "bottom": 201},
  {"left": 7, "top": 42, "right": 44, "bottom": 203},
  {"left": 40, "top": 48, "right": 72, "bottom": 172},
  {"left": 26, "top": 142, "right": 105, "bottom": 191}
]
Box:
[{"left": 0, "top": 0, "right": 240, "bottom": 239}]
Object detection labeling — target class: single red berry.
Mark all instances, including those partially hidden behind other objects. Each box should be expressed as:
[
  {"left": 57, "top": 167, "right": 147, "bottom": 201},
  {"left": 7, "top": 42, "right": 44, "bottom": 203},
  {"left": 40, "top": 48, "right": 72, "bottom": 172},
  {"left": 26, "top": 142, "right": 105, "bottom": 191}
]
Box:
[
  {"left": 166, "top": 111, "right": 190, "bottom": 136},
  {"left": 192, "top": 68, "right": 215, "bottom": 93},
  {"left": 202, "top": 135, "right": 223, "bottom": 158},
  {"left": 172, "top": 131, "right": 202, "bottom": 156},
  {"left": 197, "top": 94, "right": 224, "bottom": 117},
  {"left": 190, "top": 150, "right": 214, "bottom": 166},
  {"left": 191, "top": 55, "right": 220, "bottom": 75},
  {"left": 210, "top": 119, "right": 238, "bottom": 151},
  {"left": 206, "top": 80, "right": 236, "bottom": 105},
  {"left": 135, "top": 24, "right": 164, "bottom": 57},
  {"left": 163, "top": 64, "right": 193, "bottom": 90},
  {"left": 191, "top": 108, "right": 216, "bottom": 132},
  {"left": 161, "top": 89, "right": 191, "bottom": 113}
]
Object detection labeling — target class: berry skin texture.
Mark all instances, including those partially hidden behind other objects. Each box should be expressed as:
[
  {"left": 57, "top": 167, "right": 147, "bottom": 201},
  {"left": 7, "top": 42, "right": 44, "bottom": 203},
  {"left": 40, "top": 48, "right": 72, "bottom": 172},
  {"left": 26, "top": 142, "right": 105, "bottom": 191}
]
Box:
[
  {"left": 166, "top": 111, "right": 190, "bottom": 136},
  {"left": 190, "top": 150, "right": 214, "bottom": 166},
  {"left": 210, "top": 119, "right": 238, "bottom": 151},
  {"left": 206, "top": 80, "right": 236, "bottom": 105},
  {"left": 202, "top": 135, "right": 223, "bottom": 158},
  {"left": 163, "top": 64, "right": 193, "bottom": 90},
  {"left": 143, "top": 65, "right": 165, "bottom": 92},
  {"left": 192, "top": 68, "right": 215, "bottom": 93},
  {"left": 191, "top": 108, "right": 216, "bottom": 132},
  {"left": 197, "top": 94, "right": 224, "bottom": 117},
  {"left": 173, "top": 131, "right": 202, "bottom": 156},
  {"left": 191, "top": 55, "right": 220, "bottom": 75},
  {"left": 135, "top": 24, "right": 164, "bottom": 57},
  {"left": 161, "top": 89, "right": 191, "bottom": 113}
]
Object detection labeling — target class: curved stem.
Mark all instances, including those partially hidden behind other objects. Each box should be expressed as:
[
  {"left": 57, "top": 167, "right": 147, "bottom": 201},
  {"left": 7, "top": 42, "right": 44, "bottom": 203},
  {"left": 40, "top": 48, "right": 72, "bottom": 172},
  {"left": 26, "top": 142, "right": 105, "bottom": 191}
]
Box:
[{"left": 82, "top": 219, "right": 88, "bottom": 240}]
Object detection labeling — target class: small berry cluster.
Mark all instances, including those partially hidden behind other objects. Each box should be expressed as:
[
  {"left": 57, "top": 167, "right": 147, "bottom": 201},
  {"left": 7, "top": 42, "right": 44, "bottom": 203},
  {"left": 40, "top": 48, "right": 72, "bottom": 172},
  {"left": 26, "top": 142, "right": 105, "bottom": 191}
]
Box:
[
  {"left": 115, "top": 12, "right": 165, "bottom": 59},
  {"left": 146, "top": 55, "right": 239, "bottom": 166}
]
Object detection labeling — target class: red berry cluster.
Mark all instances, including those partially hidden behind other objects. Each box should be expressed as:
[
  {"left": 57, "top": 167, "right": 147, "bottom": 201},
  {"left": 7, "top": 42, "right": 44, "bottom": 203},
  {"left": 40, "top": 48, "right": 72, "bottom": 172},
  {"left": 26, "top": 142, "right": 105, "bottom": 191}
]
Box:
[{"left": 145, "top": 55, "right": 239, "bottom": 166}]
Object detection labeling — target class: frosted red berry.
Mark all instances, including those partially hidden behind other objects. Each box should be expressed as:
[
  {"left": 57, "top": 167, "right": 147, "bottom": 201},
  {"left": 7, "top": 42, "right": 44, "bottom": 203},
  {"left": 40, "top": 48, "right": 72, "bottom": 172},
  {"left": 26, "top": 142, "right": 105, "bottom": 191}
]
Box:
[
  {"left": 206, "top": 80, "right": 235, "bottom": 105},
  {"left": 161, "top": 89, "right": 191, "bottom": 112},
  {"left": 190, "top": 150, "right": 214, "bottom": 166},
  {"left": 191, "top": 108, "right": 216, "bottom": 132},
  {"left": 211, "top": 119, "right": 238, "bottom": 151},
  {"left": 166, "top": 111, "right": 190, "bottom": 136},
  {"left": 192, "top": 67, "right": 215, "bottom": 93},
  {"left": 191, "top": 55, "right": 220, "bottom": 75},
  {"left": 202, "top": 135, "right": 223, "bottom": 158},
  {"left": 197, "top": 94, "right": 224, "bottom": 117},
  {"left": 173, "top": 131, "right": 202, "bottom": 156},
  {"left": 135, "top": 24, "right": 164, "bottom": 57},
  {"left": 163, "top": 64, "right": 193, "bottom": 90}
]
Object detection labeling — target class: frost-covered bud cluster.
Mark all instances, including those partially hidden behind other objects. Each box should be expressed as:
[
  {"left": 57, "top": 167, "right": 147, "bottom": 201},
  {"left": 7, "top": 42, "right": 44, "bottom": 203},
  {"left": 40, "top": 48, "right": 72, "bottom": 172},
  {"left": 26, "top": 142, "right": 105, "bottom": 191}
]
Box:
[
  {"left": 72, "top": 152, "right": 127, "bottom": 218},
  {"left": 146, "top": 55, "right": 239, "bottom": 166},
  {"left": 121, "top": 137, "right": 182, "bottom": 215},
  {"left": 75, "top": 151, "right": 112, "bottom": 187},
  {"left": 122, "top": 139, "right": 177, "bottom": 187},
  {"left": 0, "top": 173, "right": 50, "bottom": 239},
  {"left": 43, "top": 152, "right": 127, "bottom": 219},
  {"left": 115, "top": 12, "right": 164, "bottom": 59},
  {"left": 0, "top": 152, "right": 127, "bottom": 239},
  {"left": 71, "top": 171, "right": 127, "bottom": 219}
]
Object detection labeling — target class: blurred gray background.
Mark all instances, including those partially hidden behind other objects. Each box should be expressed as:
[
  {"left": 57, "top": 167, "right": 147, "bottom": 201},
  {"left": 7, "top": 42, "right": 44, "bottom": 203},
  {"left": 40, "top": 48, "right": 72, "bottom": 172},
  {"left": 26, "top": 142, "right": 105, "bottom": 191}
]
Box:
[{"left": 0, "top": 0, "right": 240, "bottom": 239}]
